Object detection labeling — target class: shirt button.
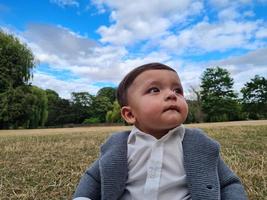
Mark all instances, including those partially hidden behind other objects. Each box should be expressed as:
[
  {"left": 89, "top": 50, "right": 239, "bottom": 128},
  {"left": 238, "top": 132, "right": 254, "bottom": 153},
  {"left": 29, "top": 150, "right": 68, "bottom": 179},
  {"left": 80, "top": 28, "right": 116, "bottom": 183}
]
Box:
[{"left": 206, "top": 184, "right": 213, "bottom": 190}]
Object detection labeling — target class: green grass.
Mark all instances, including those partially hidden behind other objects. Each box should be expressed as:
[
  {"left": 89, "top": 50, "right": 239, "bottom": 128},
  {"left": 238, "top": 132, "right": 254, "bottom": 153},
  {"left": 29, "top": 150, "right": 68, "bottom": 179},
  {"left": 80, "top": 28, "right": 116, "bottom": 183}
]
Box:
[{"left": 0, "top": 123, "right": 266, "bottom": 199}]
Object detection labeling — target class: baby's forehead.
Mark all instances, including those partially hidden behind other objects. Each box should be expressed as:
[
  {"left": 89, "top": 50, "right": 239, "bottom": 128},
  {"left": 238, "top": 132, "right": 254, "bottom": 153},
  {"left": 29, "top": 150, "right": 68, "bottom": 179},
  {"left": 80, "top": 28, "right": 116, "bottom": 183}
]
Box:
[
  {"left": 131, "top": 69, "right": 181, "bottom": 86},
  {"left": 136, "top": 69, "right": 179, "bottom": 80}
]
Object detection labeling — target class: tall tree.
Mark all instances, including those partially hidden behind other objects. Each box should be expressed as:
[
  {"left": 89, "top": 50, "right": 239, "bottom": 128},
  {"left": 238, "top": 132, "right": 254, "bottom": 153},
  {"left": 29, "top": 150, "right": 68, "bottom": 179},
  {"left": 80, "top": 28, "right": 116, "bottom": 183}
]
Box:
[
  {"left": 241, "top": 75, "right": 267, "bottom": 119},
  {"left": 0, "top": 30, "right": 39, "bottom": 129},
  {"left": 106, "top": 101, "right": 123, "bottom": 123},
  {"left": 45, "top": 89, "right": 60, "bottom": 126},
  {"left": 185, "top": 86, "right": 204, "bottom": 123},
  {"left": 27, "top": 86, "right": 48, "bottom": 128},
  {"left": 96, "top": 87, "right": 116, "bottom": 105},
  {"left": 54, "top": 98, "right": 75, "bottom": 126},
  {"left": 0, "top": 30, "right": 35, "bottom": 91},
  {"left": 72, "top": 92, "right": 94, "bottom": 107},
  {"left": 0, "top": 86, "right": 31, "bottom": 128},
  {"left": 90, "top": 96, "right": 113, "bottom": 123},
  {"left": 71, "top": 92, "right": 94, "bottom": 123},
  {"left": 200, "top": 67, "right": 240, "bottom": 122},
  {"left": 0, "top": 86, "right": 48, "bottom": 129}
]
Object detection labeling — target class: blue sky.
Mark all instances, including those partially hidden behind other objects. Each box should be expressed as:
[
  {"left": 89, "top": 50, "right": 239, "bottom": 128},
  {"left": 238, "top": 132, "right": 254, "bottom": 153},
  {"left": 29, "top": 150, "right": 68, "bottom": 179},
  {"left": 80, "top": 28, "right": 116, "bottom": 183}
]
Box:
[{"left": 0, "top": 0, "right": 266, "bottom": 99}]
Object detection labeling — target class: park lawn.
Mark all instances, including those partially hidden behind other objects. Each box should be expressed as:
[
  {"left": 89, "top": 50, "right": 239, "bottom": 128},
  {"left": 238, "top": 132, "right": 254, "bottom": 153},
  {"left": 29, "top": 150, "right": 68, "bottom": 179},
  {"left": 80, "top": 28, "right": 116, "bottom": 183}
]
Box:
[{"left": 0, "top": 121, "right": 266, "bottom": 199}]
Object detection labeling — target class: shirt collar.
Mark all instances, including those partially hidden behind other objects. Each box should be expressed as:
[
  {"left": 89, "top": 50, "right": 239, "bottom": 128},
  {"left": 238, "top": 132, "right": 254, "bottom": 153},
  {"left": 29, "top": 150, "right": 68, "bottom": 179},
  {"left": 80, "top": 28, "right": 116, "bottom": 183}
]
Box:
[{"left": 128, "top": 125, "right": 185, "bottom": 144}]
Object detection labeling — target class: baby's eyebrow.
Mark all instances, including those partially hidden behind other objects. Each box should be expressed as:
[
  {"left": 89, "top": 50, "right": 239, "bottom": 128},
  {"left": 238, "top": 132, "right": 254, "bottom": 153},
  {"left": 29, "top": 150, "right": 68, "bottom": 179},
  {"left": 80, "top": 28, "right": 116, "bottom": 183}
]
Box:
[
  {"left": 174, "top": 83, "right": 183, "bottom": 88},
  {"left": 170, "top": 81, "right": 183, "bottom": 88},
  {"left": 144, "top": 80, "right": 182, "bottom": 88},
  {"left": 143, "top": 80, "right": 161, "bottom": 87}
]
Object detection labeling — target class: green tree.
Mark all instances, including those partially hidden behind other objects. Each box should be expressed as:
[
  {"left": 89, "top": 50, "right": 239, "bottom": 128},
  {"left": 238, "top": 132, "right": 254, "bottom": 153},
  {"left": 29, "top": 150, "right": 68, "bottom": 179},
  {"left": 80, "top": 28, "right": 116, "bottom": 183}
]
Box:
[
  {"left": 54, "top": 99, "right": 75, "bottom": 126},
  {"left": 90, "top": 96, "right": 112, "bottom": 123},
  {"left": 45, "top": 89, "right": 78, "bottom": 127},
  {"left": 0, "top": 30, "right": 39, "bottom": 129},
  {"left": 0, "top": 30, "right": 35, "bottom": 92},
  {"left": 27, "top": 86, "right": 48, "bottom": 128},
  {"left": 45, "top": 89, "right": 61, "bottom": 126},
  {"left": 71, "top": 92, "right": 94, "bottom": 123},
  {"left": 185, "top": 87, "right": 204, "bottom": 123},
  {"left": 106, "top": 101, "right": 123, "bottom": 123},
  {"left": 72, "top": 92, "right": 93, "bottom": 107},
  {"left": 241, "top": 75, "right": 267, "bottom": 119},
  {"left": 45, "top": 90, "right": 77, "bottom": 126},
  {"left": 0, "top": 86, "right": 47, "bottom": 129},
  {"left": 0, "top": 86, "right": 31, "bottom": 128},
  {"left": 96, "top": 87, "right": 116, "bottom": 105},
  {"left": 200, "top": 67, "right": 240, "bottom": 122},
  {"left": 186, "top": 100, "right": 204, "bottom": 123}
]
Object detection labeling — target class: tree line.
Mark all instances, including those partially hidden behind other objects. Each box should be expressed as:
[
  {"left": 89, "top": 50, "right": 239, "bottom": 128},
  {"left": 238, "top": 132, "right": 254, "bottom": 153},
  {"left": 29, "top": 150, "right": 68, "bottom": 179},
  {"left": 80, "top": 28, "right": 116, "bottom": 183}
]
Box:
[
  {"left": 0, "top": 30, "right": 266, "bottom": 129},
  {"left": 187, "top": 68, "right": 266, "bottom": 123}
]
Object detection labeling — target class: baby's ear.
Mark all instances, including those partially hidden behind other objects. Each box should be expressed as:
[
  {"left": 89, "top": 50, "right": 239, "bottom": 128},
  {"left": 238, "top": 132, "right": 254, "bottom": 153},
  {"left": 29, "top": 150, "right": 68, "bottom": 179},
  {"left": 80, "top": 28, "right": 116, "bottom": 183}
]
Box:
[{"left": 121, "top": 106, "right": 136, "bottom": 124}]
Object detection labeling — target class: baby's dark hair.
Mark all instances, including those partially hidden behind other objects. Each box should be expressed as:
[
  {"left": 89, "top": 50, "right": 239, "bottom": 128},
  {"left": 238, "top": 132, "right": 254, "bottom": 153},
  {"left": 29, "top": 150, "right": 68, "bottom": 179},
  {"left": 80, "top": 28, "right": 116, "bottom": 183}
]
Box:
[{"left": 116, "top": 62, "right": 176, "bottom": 107}]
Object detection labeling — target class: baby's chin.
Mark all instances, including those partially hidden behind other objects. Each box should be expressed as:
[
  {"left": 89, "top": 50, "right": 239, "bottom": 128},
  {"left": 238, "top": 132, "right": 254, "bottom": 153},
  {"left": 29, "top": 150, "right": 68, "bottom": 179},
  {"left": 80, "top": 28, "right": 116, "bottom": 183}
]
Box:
[
  {"left": 163, "top": 117, "right": 184, "bottom": 127},
  {"left": 159, "top": 122, "right": 182, "bottom": 131}
]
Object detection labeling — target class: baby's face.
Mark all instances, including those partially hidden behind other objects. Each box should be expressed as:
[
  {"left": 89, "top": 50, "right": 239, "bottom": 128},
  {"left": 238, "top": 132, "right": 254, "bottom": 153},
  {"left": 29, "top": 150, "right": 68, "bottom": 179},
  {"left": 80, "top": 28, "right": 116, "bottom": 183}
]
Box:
[{"left": 125, "top": 69, "right": 188, "bottom": 136}]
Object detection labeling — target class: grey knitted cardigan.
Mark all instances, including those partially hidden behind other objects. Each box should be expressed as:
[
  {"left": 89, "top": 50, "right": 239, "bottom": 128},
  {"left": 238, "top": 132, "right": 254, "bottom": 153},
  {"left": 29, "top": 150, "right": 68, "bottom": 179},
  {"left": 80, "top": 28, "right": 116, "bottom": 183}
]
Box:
[{"left": 73, "top": 128, "right": 247, "bottom": 200}]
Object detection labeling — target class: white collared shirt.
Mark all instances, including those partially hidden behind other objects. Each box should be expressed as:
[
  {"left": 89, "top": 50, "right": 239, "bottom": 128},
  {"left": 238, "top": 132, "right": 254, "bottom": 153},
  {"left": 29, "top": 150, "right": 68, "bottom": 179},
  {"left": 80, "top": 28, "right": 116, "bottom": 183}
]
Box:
[{"left": 120, "top": 125, "right": 191, "bottom": 200}]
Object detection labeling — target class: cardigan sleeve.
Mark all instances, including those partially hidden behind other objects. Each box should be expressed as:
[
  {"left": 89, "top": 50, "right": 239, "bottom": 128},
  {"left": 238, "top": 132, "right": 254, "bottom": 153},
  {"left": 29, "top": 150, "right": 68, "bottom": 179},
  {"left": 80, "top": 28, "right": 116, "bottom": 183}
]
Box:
[
  {"left": 218, "top": 157, "right": 248, "bottom": 200},
  {"left": 73, "top": 159, "right": 101, "bottom": 200}
]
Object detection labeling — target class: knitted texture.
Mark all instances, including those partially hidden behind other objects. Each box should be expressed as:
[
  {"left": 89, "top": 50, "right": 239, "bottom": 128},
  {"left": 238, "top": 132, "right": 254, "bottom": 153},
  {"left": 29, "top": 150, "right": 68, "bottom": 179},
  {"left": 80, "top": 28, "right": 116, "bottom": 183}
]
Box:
[
  {"left": 100, "top": 132, "right": 129, "bottom": 200},
  {"left": 183, "top": 128, "right": 220, "bottom": 199}
]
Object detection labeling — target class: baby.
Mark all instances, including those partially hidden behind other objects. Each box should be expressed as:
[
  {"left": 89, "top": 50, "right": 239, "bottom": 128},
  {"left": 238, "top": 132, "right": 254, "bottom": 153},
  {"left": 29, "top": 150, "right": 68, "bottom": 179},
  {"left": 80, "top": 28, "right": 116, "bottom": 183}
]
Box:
[{"left": 73, "top": 63, "right": 247, "bottom": 200}]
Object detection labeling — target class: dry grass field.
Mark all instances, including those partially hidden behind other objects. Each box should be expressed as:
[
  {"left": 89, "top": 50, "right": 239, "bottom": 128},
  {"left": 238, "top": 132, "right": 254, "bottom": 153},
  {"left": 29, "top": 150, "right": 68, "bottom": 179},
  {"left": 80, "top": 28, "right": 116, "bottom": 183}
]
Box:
[{"left": 0, "top": 120, "right": 266, "bottom": 199}]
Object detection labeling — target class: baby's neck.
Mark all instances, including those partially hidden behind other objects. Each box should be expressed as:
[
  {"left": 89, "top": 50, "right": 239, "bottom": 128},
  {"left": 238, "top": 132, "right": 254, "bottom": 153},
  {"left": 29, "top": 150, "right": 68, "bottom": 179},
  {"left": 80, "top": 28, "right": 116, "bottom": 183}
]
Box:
[{"left": 151, "top": 131, "right": 170, "bottom": 139}]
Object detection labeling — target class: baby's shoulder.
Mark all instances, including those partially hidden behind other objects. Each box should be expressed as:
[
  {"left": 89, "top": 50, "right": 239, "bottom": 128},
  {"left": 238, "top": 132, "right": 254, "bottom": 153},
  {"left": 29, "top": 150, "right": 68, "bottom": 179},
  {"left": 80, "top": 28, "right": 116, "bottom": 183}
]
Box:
[
  {"left": 100, "top": 130, "right": 130, "bottom": 153},
  {"left": 184, "top": 127, "right": 220, "bottom": 150},
  {"left": 106, "top": 130, "right": 131, "bottom": 143}
]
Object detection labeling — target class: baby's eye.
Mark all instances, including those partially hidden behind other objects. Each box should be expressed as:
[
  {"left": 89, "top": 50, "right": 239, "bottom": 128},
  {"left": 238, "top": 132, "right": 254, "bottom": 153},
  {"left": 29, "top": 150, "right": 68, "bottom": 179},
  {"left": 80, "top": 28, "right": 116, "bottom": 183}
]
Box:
[
  {"left": 174, "top": 88, "right": 183, "bottom": 95},
  {"left": 147, "top": 87, "right": 160, "bottom": 94}
]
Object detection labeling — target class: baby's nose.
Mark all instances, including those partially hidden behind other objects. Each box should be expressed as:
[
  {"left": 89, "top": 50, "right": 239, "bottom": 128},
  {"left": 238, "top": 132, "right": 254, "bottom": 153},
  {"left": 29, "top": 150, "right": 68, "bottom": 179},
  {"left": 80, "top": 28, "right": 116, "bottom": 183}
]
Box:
[{"left": 165, "top": 90, "right": 177, "bottom": 100}]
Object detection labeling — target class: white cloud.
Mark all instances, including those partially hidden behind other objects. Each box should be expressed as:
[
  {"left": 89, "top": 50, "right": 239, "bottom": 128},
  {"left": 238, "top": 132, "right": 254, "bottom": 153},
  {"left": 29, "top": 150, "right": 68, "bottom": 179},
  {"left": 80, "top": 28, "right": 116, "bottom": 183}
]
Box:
[
  {"left": 21, "top": 24, "right": 128, "bottom": 80},
  {"left": 207, "top": 0, "right": 256, "bottom": 22},
  {"left": 29, "top": 50, "right": 173, "bottom": 98},
  {"left": 50, "top": 0, "right": 79, "bottom": 7},
  {"left": 160, "top": 19, "right": 264, "bottom": 53},
  {"left": 209, "top": 0, "right": 231, "bottom": 8},
  {"left": 95, "top": 0, "right": 204, "bottom": 45},
  {"left": 31, "top": 72, "right": 100, "bottom": 99},
  {"left": 216, "top": 48, "right": 267, "bottom": 67},
  {"left": 243, "top": 10, "right": 255, "bottom": 18},
  {"left": 73, "top": 50, "right": 172, "bottom": 82},
  {"left": 24, "top": 24, "right": 97, "bottom": 65},
  {"left": 217, "top": 7, "right": 240, "bottom": 21},
  {"left": 256, "top": 27, "right": 267, "bottom": 38}
]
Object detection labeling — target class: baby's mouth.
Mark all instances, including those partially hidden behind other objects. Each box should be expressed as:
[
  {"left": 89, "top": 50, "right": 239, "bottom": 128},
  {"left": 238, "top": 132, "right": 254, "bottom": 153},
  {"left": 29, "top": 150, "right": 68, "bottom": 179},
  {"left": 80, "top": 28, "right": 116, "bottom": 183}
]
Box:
[{"left": 163, "top": 105, "right": 180, "bottom": 112}]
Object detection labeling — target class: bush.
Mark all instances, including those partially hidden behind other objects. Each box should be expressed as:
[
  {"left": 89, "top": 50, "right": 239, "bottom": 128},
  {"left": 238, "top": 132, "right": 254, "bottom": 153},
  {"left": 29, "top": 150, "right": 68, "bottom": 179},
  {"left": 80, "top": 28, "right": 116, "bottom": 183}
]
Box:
[{"left": 83, "top": 117, "right": 100, "bottom": 124}]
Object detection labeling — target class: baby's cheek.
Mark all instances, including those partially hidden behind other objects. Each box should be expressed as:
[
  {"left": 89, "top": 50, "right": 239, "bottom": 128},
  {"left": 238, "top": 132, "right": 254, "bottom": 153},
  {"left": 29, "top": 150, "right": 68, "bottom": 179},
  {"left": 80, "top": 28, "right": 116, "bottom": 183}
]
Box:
[
  {"left": 144, "top": 105, "right": 161, "bottom": 116},
  {"left": 183, "top": 100, "right": 188, "bottom": 108},
  {"left": 182, "top": 101, "right": 189, "bottom": 116}
]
